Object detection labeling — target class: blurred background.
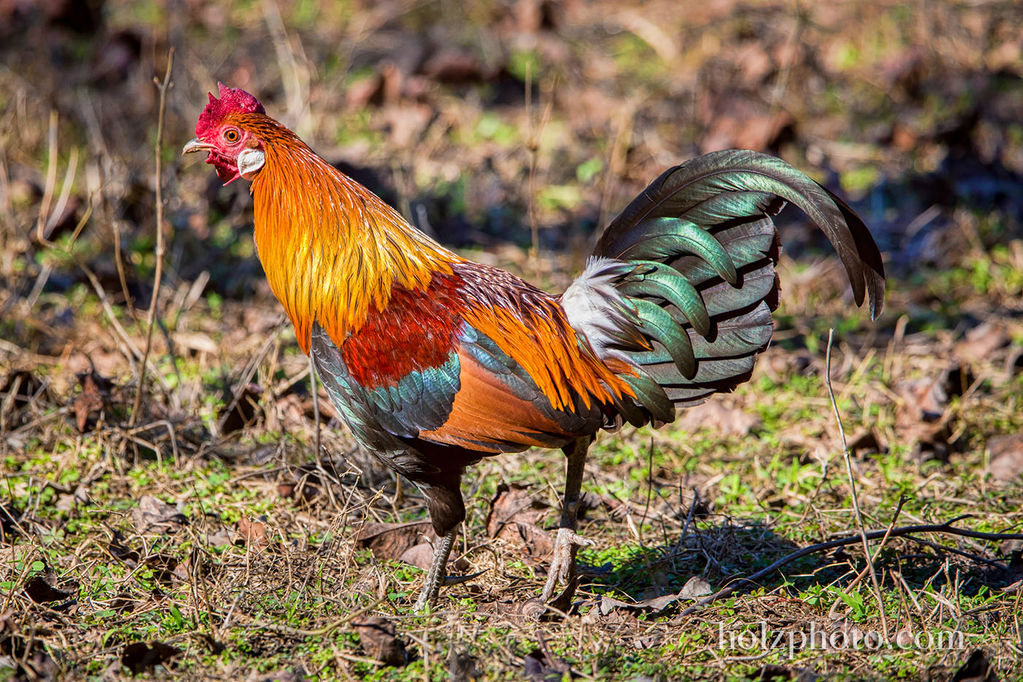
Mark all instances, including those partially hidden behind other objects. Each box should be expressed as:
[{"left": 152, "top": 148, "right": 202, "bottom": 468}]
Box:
[
  {"left": 1, "top": 0, "right": 1023, "bottom": 677},
  {"left": 3, "top": 0, "right": 1021, "bottom": 339}
]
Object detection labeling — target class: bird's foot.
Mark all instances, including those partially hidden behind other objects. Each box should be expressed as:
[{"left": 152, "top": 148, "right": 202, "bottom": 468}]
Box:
[
  {"left": 412, "top": 589, "right": 432, "bottom": 614},
  {"left": 539, "top": 528, "right": 593, "bottom": 604}
]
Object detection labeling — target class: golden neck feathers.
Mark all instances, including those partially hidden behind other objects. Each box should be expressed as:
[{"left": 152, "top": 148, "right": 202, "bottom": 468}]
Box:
[{"left": 234, "top": 114, "right": 460, "bottom": 352}]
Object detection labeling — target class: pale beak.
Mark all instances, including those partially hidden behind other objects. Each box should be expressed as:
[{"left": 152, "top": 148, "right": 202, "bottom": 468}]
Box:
[{"left": 182, "top": 138, "right": 214, "bottom": 155}]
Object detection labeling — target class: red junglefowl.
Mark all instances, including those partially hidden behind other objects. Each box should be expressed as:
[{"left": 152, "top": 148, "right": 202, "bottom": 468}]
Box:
[{"left": 184, "top": 84, "right": 884, "bottom": 612}]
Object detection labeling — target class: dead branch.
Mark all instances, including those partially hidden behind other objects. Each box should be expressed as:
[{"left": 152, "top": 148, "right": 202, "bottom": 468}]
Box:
[{"left": 130, "top": 47, "right": 174, "bottom": 427}]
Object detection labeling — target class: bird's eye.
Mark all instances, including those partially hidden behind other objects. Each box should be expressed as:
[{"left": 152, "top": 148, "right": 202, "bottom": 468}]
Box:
[{"left": 223, "top": 128, "right": 240, "bottom": 143}]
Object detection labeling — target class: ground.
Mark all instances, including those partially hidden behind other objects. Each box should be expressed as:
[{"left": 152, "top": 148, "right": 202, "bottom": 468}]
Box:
[{"left": 1, "top": 0, "right": 1023, "bottom": 679}]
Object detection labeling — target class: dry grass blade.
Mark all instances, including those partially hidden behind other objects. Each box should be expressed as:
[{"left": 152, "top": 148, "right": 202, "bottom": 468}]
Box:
[
  {"left": 826, "top": 328, "right": 888, "bottom": 637},
  {"left": 130, "top": 47, "right": 174, "bottom": 427}
]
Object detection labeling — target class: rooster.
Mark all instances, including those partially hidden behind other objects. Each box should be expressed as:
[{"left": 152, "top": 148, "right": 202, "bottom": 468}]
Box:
[{"left": 184, "top": 84, "right": 884, "bottom": 612}]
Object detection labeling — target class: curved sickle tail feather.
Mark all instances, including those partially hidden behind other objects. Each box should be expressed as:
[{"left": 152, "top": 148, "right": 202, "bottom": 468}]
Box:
[{"left": 561, "top": 149, "right": 886, "bottom": 428}]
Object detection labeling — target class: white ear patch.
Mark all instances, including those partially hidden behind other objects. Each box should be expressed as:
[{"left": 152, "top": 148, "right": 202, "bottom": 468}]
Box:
[{"left": 237, "top": 148, "right": 265, "bottom": 179}]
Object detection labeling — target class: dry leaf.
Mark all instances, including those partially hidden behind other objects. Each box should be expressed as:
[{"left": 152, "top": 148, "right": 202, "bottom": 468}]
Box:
[
  {"left": 24, "top": 575, "right": 73, "bottom": 605},
  {"left": 353, "top": 616, "right": 408, "bottom": 667},
  {"left": 121, "top": 641, "right": 181, "bottom": 675},
  {"left": 677, "top": 576, "right": 713, "bottom": 599},
  {"left": 523, "top": 643, "right": 571, "bottom": 682},
  {"left": 356, "top": 521, "right": 436, "bottom": 561},
  {"left": 987, "top": 433, "right": 1023, "bottom": 483},
  {"left": 235, "top": 517, "right": 268, "bottom": 548},
  {"left": 678, "top": 401, "right": 761, "bottom": 437},
  {"left": 219, "top": 383, "right": 263, "bottom": 434},
  {"left": 951, "top": 649, "right": 998, "bottom": 682},
  {"left": 954, "top": 322, "right": 1009, "bottom": 364},
  {"left": 72, "top": 370, "right": 109, "bottom": 433},
  {"left": 132, "top": 495, "right": 186, "bottom": 535},
  {"left": 398, "top": 542, "right": 435, "bottom": 570},
  {"left": 486, "top": 485, "right": 554, "bottom": 557},
  {"left": 599, "top": 577, "right": 712, "bottom": 617}
]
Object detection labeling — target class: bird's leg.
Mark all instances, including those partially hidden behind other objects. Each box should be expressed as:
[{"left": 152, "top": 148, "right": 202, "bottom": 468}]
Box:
[
  {"left": 540, "top": 436, "right": 593, "bottom": 604},
  {"left": 413, "top": 525, "right": 457, "bottom": 613}
]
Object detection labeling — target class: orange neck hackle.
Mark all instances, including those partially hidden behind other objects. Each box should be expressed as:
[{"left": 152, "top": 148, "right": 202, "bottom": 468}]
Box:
[{"left": 232, "top": 113, "right": 461, "bottom": 352}]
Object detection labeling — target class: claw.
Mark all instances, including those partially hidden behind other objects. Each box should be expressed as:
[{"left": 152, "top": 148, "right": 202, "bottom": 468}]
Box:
[{"left": 539, "top": 528, "right": 594, "bottom": 604}]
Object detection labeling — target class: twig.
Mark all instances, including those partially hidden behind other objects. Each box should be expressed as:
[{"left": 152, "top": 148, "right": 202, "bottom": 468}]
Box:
[
  {"left": 214, "top": 321, "right": 284, "bottom": 435},
  {"left": 675, "top": 519, "right": 1023, "bottom": 619},
  {"left": 80, "top": 264, "right": 141, "bottom": 377},
  {"left": 130, "top": 48, "right": 174, "bottom": 427},
  {"left": 825, "top": 328, "right": 888, "bottom": 637},
  {"left": 639, "top": 438, "right": 655, "bottom": 545}
]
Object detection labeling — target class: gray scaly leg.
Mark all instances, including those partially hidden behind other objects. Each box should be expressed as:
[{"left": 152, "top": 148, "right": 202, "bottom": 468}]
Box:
[
  {"left": 540, "top": 437, "right": 593, "bottom": 604},
  {"left": 413, "top": 526, "right": 457, "bottom": 612}
]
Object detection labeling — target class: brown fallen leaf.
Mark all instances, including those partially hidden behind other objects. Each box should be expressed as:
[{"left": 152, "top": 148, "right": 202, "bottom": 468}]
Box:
[
  {"left": 55, "top": 484, "right": 89, "bottom": 513},
  {"left": 219, "top": 383, "right": 263, "bottom": 434},
  {"left": 678, "top": 576, "right": 714, "bottom": 599},
  {"left": 954, "top": 322, "right": 1009, "bottom": 364},
  {"left": 398, "top": 542, "right": 435, "bottom": 570},
  {"left": 121, "top": 641, "right": 182, "bottom": 675},
  {"left": 235, "top": 517, "right": 268, "bottom": 548},
  {"left": 206, "top": 528, "right": 234, "bottom": 548},
  {"left": 356, "top": 521, "right": 436, "bottom": 561},
  {"left": 601, "top": 577, "right": 713, "bottom": 618},
  {"left": 894, "top": 364, "right": 975, "bottom": 459},
  {"left": 24, "top": 575, "right": 74, "bottom": 605},
  {"left": 356, "top": 522, "right": 468, "bottom": 571},
  {"left": 678, "top": 400, "right": 761, "bottom": 437},
  {"left": 951, "top": 649, "right": 998, "bottom": 682},
  {"left": 523, "top": 638, "right": 572, "bottom": 682},
  {"left": 72, "top": 370, "right": 111, "bottom": 433},
  {"left": 353, "top": 616, "right": 408, "bottom": 667},
  {"left": 1, "top": 501, "right": 22, "bottom": 544},
  {"left": 486, "top": 485, "right": 554, "bottom": 557},
  {"left": 447, "top": 648, "right": 479, "bottom": 681},
  {"left": 132, "top": 495, "right": 187, "bottom": 535},
  {"left": 987, "top": 433, "right": 1023, "bottom": 483}
]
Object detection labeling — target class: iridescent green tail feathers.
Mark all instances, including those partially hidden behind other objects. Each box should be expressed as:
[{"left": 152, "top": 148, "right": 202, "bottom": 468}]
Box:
[{"left": 561, "top": 149, "right": 885, "bottom": 427}]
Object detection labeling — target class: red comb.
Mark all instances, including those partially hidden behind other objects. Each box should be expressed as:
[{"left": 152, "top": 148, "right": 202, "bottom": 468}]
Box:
[{"left": 195, "top": 83, "right": 265, "bottom": 136}]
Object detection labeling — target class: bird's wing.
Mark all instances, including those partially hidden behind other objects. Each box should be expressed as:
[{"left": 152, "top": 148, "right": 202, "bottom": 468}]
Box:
[{"left": 310, "top": 263, "right": 629, "bottom": 457}]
